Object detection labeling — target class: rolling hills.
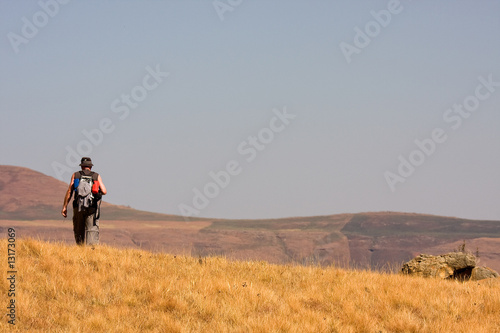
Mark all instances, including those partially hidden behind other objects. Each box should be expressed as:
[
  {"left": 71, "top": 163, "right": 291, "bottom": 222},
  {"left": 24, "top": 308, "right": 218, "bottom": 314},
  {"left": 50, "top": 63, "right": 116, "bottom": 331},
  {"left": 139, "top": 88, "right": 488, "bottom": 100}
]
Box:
[
  {"left": 0, "top": 165, "right": 180, "bottom": 221},
  {"left": 1, "top": 165, "right": 500, "bottom": 272}
]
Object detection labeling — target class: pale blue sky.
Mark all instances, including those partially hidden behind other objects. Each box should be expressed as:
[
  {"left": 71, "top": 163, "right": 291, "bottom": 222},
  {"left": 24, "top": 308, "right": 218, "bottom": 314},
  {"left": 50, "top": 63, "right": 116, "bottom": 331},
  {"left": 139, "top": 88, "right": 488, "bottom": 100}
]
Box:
[{"left": 1, "top": 0, "right": 499, "bottom": 220}]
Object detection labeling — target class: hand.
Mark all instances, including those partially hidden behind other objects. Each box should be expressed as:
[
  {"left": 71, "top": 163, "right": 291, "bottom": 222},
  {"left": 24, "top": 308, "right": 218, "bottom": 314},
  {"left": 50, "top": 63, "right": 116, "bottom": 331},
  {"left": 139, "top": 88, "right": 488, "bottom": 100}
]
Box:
[{"left": 61, "top": 207, "right": 68, "bottom": 218}]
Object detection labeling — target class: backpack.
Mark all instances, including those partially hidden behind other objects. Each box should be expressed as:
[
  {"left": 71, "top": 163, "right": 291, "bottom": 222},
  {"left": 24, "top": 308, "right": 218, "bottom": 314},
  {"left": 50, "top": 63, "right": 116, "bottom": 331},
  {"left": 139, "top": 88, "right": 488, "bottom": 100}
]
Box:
[{"left": 73, "top": 171, "right": 100, "bottom": 212}]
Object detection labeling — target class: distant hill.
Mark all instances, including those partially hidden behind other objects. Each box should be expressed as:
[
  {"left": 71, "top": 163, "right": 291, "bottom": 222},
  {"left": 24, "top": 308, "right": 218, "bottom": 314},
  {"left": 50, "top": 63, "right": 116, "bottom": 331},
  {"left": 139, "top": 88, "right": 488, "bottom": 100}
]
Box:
[
  {"left": 0, "top": 165, "right": 180, "bottom": 220},
  {"left": 1, "top": 165, "right": 500, "bottom": 272},
  {"left": 340, "top": 212, "right": 500, "bottom": 269}
]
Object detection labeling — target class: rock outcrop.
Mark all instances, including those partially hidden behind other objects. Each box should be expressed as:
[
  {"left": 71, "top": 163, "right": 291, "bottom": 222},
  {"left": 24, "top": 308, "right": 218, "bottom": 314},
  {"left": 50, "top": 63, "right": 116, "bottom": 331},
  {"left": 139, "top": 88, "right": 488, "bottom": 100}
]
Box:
[
  {"left": 471, "top": 266, "right": 499, "bottom": 280},
  {"left": 401, "top": 252, "right": 498, "bottom": 281}
]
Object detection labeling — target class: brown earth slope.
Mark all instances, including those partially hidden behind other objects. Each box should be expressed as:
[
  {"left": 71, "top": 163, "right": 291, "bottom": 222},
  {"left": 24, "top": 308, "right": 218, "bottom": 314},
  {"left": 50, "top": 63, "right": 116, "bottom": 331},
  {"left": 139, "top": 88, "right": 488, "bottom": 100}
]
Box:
[
  {"left": 1, "top": 165, "right": 500, "bottom": 272},
  {"left": 0, "top": 165, "right": 68, "bottom": 220},
  {"left": 0, "top": 165, "right": 181, "bottom": 220}
]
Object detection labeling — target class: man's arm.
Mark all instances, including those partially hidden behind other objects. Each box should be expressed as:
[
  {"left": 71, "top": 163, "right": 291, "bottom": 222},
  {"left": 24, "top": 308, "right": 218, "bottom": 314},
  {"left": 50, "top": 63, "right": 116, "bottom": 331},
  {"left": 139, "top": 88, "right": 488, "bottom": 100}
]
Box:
[
  {"left": 98, "top": 174, "right": 107, "bottom": 195},
  {"left": 61, "top": 174, "right": 75, "bottom": 218}
]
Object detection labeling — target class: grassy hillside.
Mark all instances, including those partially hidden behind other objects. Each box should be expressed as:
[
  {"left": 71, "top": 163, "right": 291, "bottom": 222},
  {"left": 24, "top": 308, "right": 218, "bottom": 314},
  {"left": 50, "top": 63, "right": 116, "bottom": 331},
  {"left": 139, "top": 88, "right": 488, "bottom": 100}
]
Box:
[{"left": 1, "top": 239, "right": 499, "bottom": 332}]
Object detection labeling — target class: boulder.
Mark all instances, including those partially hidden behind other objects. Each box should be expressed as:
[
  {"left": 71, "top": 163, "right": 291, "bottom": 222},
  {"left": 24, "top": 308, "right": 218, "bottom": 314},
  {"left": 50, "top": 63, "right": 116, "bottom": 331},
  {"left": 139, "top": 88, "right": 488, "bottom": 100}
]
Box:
[
  {"left": 471, "top": 266, "right": 499, "bottom": 281},
  {"left": 401, "top": 252, "right": 477, "bottom": 279}
]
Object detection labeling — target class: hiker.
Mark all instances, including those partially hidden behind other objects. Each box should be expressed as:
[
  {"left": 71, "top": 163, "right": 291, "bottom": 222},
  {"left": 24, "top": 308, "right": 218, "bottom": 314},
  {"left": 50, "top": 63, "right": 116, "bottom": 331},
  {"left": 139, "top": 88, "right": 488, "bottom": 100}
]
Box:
[{"left": 61, "top": 157, "right": 107, "bottom": 246}]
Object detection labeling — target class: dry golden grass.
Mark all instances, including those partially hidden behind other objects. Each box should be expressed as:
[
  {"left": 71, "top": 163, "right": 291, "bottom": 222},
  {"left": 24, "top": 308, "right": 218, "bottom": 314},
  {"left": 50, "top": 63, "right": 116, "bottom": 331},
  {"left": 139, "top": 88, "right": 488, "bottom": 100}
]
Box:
[{"left": 1, "top": 238, "right": 499, "bottom": 332}]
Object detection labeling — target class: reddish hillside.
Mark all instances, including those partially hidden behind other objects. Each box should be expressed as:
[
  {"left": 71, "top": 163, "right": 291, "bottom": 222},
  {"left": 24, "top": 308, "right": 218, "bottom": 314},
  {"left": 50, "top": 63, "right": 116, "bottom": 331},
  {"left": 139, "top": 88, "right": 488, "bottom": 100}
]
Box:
[
  {"left": 0, "top": 166, "right": 66, "bottom": 220},
  {"left": 0, "top": 165, "right": 179, "bottom": 220}
]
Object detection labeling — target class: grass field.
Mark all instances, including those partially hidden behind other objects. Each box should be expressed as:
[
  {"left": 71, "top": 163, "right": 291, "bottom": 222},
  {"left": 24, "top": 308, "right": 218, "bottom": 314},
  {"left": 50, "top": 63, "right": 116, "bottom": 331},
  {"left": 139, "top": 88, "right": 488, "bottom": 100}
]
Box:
[{"left": 1, "top": 238, "right": 499, "bottom": 332}]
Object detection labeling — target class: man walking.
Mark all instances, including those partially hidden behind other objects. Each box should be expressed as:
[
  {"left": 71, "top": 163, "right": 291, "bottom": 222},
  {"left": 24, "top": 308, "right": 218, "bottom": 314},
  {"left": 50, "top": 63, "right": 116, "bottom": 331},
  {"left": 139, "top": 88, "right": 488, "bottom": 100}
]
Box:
[{"left": 61, "top": 157, "right": 107, "bottom": 246}]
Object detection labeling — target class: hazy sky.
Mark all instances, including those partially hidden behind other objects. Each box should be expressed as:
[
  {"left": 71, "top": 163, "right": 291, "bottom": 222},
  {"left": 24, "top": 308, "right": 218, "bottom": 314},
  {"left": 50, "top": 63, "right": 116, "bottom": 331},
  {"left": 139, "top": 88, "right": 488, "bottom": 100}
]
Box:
[{"left": 1, "top": 0, "right": 499, "bottom": 220}]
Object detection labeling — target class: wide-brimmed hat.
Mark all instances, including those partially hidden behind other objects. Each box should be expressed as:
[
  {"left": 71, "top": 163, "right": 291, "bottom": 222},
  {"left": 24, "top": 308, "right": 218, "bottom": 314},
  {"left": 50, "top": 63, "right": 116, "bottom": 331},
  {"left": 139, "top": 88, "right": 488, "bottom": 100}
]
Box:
[{"left": 79, "top": 157, "right": 93, "bottom": 167}]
